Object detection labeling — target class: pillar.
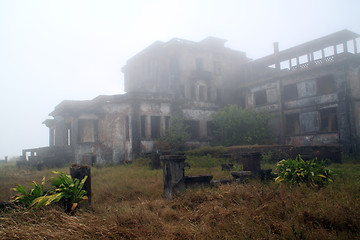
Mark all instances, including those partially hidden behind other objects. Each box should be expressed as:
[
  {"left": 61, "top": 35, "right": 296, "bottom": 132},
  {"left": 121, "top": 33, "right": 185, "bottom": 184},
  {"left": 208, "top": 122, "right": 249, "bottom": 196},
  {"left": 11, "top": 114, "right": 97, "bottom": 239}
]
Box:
[
  {"left": 241, "top": 152, "right": 261, "bottom": 179},
  {"left": 354, "top": 39, "right": 358, "bottom": 54},
  {"left": 146, "top": 115, "right": 151, "bottom": 138},
  {"left": 70, "top": 165, "right": 91, "bottom": 205},
  {"left": 161, "top": 155, "right": 186, "bottom": 199}
]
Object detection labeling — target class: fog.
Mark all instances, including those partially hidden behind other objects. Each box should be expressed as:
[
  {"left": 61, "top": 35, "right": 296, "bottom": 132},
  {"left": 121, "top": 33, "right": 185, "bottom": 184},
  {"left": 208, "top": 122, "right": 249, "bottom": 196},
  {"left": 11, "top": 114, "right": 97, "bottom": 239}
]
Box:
[{"left": 0, "top": 0, "right": 359, "bottom": 158}]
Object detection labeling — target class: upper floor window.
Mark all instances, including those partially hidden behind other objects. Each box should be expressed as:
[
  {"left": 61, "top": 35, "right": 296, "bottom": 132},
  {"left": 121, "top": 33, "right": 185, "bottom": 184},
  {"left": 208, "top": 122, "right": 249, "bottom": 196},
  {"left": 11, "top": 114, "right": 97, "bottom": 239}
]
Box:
[
  {"left": 283, "top": 84, "right": 298, "bottom": 101},
  {"left": 254, "top": 90, "right": 267, "bottom": 106},
  {"left": 196, "top": 58, "right": 203, "bottom": 71},
  {"left": 78, "top": 119, "right": 98, "bottom": 143},
  {"left": 317, "top": 75, "right": 336, "bottom": 95},
  {"left": 213, "top": 61, "right": 222, "bottom": 75}
]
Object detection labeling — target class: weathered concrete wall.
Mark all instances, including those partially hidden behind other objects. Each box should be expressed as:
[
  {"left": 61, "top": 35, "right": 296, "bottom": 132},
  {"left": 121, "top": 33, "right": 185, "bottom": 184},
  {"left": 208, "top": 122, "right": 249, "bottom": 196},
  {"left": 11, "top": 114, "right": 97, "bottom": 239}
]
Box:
[{"left": 228, "top": 145, "right": 342, "bottom": 163}]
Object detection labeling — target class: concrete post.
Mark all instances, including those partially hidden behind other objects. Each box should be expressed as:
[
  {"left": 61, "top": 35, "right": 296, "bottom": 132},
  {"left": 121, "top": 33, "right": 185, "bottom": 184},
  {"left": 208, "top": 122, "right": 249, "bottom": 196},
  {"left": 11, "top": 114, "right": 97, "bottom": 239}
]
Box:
[
  {"left": 161, "top": 155, "right": 186, "bottom": 199},
  {"left": 241, "top": 152, "right": 261, "bottom": 179},
  {"left": 70, "top": 165, "right": 91, "bottom": 205}
]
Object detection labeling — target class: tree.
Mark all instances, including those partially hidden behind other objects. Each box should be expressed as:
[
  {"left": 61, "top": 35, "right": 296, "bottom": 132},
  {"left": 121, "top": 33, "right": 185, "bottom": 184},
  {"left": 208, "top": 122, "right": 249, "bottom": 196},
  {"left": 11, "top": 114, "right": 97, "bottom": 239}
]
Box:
[
  {"left": 211, "top": 104, "right": 272, "bottom": 146},
  {"left": 160, "top": 115, "right": 190, "bottom": 152}
]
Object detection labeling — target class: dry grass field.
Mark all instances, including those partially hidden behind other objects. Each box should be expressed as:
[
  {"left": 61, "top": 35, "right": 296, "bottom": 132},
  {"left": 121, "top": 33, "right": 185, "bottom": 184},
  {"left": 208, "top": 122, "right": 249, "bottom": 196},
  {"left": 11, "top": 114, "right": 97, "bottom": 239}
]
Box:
[{"left": 0, "top": 158, "right": 360, "bottom": 239}]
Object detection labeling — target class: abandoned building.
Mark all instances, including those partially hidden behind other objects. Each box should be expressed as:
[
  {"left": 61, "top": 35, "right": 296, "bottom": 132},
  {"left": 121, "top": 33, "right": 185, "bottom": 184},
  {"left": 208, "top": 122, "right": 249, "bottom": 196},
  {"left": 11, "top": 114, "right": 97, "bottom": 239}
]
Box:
[{"left": 21, "top": 29, "right": 360, "bottom": 165}]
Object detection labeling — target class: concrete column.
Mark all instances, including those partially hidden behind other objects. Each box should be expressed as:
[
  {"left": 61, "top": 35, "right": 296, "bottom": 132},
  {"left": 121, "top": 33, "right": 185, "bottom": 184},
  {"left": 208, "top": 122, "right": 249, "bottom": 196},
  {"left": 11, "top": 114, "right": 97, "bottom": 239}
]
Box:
[
  {"left": 353, "top": 39, "right": 358, "bottom": 54},
  {"left": 199, "top": 120, "right": 207, "bottom": 139},
  {"left": 334, "top": 45, "right": 338, "bottom": 55},
  {"left": 321, "top": 49, "right": 325, "bottom": 60},
  {"left": 55, "top": 117, "right": 67, "bottom": 146},
  {"left": 145, "top": 115, "right": 151, "bottom": 138},
  {"left": 49, "top": 128, "right": 55, "bottom": 146},
  {"left": 160, "top": 116, "right": 166, "bottom": 136},
  {"left": 161, "top": 155, "right": 186, "bottom": 199},
  {"left": 71, "top": 118, "right": 78, "bottom": 147},
  {"left": 273, "top": 42, "right": 280, "bottom": 70},
  {"left": 70, "top": 165, "right": 91, "bottom": 205},
  {"left": 343, "top": 41, "right": 348, "bottom": 53},
  {"left": 241, "top": 152, "right": 261, "bottom": 179}
]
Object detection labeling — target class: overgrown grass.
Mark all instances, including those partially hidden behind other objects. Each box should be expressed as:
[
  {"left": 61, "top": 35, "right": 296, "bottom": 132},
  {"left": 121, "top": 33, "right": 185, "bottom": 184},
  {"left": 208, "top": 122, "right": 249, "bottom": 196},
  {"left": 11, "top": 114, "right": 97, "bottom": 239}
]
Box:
[{"left": 1, "top": 159, "right": 360, "bottom": 239}]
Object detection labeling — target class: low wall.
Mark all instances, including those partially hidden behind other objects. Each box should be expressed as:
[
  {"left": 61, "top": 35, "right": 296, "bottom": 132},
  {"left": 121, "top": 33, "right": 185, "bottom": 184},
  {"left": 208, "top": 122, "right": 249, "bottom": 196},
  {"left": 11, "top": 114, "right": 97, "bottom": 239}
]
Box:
[{"left": 228, "top": 145, "right": 342, "bottom": 163}]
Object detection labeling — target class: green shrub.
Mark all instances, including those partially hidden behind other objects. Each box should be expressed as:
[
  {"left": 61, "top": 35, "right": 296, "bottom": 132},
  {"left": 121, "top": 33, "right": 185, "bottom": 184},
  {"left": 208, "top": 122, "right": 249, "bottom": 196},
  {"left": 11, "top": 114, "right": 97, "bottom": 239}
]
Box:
[
  {"left": 275, "top": 155, "right": 334, "bottom": 190},
  {"left": 30, "top": 171, "right": 88, "bottom": 212},
  {"left": 11, "top": 171, "right": 88, "bottom": 213},
  {"left": 211, "top": 104, "right": 272, "bottom": 146},
  {"left": 186, "top": 146, "right": 229, "bottom": 157},
  {"left": 11, "top": 177, "right": 46, "bottom": 207},
  {"left": 261, "top": 151, "right": 272, "bottom": 163}
]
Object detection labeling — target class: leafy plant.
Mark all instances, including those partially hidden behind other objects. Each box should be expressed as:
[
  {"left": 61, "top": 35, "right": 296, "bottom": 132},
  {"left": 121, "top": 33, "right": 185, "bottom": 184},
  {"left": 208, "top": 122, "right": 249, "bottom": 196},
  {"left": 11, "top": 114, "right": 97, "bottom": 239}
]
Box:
[
  {"left": 261, "top": 151, "right": 272, "bottom": 163},
  {"left": 211, "top": 104, "right": 272, "bottom": 146},
  {"left": 11, "top": 177, "right": 46, "bottom": 207},
  {"left": 186, "top": 146, "right": 229, "bottom": 158},
  {"left": 160, "top": 115, "right": 190, "bottom": 152},
  {"left": 275, "top": 155, "right": 334, "bottom": 190},
  {"left": 30, "top": 171, "right": 88, "bottom": 212}
]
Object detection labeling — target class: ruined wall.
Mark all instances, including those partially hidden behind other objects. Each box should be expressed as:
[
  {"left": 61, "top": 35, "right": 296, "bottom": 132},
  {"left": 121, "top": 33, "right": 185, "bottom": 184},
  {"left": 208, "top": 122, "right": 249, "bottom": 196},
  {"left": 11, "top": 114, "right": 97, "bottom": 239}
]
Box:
[{"left": 241, "top": 59, "right": 358, "bottom": 151}]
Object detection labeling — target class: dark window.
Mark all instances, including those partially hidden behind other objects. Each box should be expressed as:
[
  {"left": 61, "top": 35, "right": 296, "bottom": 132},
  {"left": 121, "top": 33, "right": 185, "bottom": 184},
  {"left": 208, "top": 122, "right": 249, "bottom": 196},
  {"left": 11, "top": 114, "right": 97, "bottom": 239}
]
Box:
[
  {"left": 283, "top": 84, "right": 298, "bottom": 101},
  {"left": 320, "top": 108, "right": 338, "bottom": 132},
  {"left": 191, "top": 84, "right": 196, "bottom": 100},
  {"left": 180, "top": 84, "right": 185, "bottom": 98},
  {"left": 216, "top": 88, "right": 222, "bottom": 102},
  {"left": 213, "top": 61, "right": 221, "bottom": 75},
  {"left": 317, "top": 75, "right": 336, "bottom": 95},
  {"left": 151, "top": 116, "right": 161, "bottom": 139},
  {"left": 199, "top": 86, "right": 206, "bottom": 101},
  {"left": 141, "top": 115, "right": 146, "bottom": 138},
  {"left": 125, "top": 116, "right": 130, "bottom": 140},
  {"left": 207, "top": 121, "right": 215, "bottom": 138},
  {"left": 169, "top": 56, "right": 178, "bottom": 73},
  {"left": 78, "top": 119, "right": 98, "bottom": 143},
  {"left": 254, "top": 90, "right": 267, "bottom": 106},
  {"left": 207, "top": 87, "right": 212, "bottom": 101},
  {"left": 196, "top": 58, "right": 203, "bottom": 71},
  {"left": 285, "top": 114, "right": 300, "bottom": 135},
  {"left": 185, "top": 120, "right": 200, "bottom": 140},
  {"left": 300, "top": 111, "right": 319, "bottom": 133}
]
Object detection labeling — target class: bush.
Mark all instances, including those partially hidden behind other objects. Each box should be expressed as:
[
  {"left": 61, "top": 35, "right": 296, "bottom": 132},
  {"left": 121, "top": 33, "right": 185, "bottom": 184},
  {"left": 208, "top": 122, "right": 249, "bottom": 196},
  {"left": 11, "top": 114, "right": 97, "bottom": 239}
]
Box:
[
  {"left": 211, "top": 105, "right": 272, "bottom": 146},
  {"left": 160, "top": 115, "right": 190, "bottom": 152},
  {"left": 186, "top": 146, "right": 229, "bottom": 157},
  {"left": 11, "top": 171, "right": 88, "bottom": 213},
  {"left": 11, "top": 177, "right": 46, "bottom": 207},
  {"left": 275, "top": 155, "right": 334, "bottom": 190}
]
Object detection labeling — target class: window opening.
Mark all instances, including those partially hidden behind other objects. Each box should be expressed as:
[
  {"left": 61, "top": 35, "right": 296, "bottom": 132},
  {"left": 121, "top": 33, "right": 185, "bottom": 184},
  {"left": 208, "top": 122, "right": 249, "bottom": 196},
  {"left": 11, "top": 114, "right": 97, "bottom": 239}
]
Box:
[
  {"left": 151, "top": 116, "right": 161, "bottom": 139},
  {"left": 254, "top": 90, "right": 267, "bottom": 106}
]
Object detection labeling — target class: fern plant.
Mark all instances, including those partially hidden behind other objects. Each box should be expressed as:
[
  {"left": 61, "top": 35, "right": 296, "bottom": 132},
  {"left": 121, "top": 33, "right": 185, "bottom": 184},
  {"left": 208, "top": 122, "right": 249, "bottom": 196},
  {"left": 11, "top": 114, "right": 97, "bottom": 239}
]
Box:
[
  {"left": 275, "top": 155, "right": 333, "bottom": 190},
  {"left": 11, "top": 177, "right": 46, "bottom": 207},
  {"left": 30, "top": 171, "right": 88, "bottom": 212}
]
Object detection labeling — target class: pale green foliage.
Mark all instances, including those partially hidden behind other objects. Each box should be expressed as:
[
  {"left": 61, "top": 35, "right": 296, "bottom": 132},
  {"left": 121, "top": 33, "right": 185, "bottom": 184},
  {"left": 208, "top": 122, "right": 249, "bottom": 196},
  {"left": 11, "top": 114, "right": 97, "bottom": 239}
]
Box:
[
  {"left": 212, "top": 104, "right": 272, "bottom": 146},
  {"left": 160, "top": 115, "right": 190, "bottom": 151},
  {"left": 30, "top": 171, "right": 88, "bottom": 212},
  {"left": 275, "top": 155, "right": 334, "bottom": 190},
  {"left": 11, "top": 177, "right": 46, "bottom": 206},
  {"left": 11, "top": 171, "right": 88, "bottom": 213},
  {"left": 186, "top": 146, "right": 229, "bottom": 157}
]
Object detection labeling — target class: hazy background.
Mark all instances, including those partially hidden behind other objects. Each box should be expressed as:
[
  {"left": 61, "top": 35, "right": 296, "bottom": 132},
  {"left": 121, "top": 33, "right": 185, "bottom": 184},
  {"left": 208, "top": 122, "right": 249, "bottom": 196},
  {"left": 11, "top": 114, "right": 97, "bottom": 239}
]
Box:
[{"left": 1, "top": 0, "right": 359, "bottom": 158}]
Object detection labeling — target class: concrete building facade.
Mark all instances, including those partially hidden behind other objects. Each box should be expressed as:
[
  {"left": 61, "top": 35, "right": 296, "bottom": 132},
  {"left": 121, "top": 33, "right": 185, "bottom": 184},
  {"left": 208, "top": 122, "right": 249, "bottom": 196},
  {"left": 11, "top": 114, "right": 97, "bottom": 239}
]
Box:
[{"left": 22, "top": 30, "right": 360, "bottom": 165}]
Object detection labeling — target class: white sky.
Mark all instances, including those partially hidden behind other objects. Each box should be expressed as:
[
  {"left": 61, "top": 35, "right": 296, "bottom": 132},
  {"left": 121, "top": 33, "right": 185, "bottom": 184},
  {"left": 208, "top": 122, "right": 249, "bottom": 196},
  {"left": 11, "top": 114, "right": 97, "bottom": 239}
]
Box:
[{"left": 0, "top": 0, "right": 359, "bottom": 158}]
